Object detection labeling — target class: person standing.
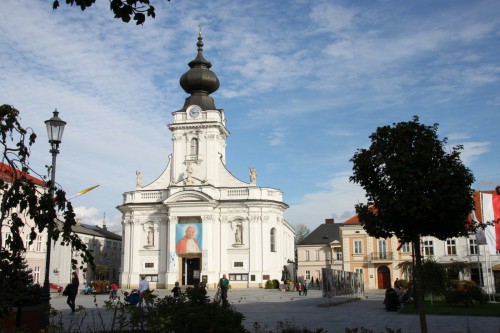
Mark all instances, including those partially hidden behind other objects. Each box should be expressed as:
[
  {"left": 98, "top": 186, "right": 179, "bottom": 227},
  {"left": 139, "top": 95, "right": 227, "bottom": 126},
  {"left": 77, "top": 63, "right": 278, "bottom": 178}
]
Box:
[
  {"left": 297, "top": 282, "right": 302, "bottom": 296},
  {"left": 394, "top": 278, "right": 402, "bottom": 293},
  {"left": 218, "top": 274, "right": 230, "bottom": 305},
  {"left": 67, "top": 271, "right": 79, "bottom": 313},
  {"left": 138, "top": 275, "right": 151, "bottom": 308}
]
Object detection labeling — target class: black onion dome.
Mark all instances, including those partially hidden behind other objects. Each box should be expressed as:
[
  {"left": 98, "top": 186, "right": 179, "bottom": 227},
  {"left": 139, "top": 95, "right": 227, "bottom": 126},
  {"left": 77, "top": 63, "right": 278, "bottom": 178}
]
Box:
[{"left": 179, "top": 31, "right": 220, "bottom": 111}]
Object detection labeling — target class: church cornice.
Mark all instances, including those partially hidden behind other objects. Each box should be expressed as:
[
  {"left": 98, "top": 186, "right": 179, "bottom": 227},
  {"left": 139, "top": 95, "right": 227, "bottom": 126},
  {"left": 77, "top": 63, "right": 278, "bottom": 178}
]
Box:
[{"left": 168, "top": 122, "right": 230, "bottom": 136}]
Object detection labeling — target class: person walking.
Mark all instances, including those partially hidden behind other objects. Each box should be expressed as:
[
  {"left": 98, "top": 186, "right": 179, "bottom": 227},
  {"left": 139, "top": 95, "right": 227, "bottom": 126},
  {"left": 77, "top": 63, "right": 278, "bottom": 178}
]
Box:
[
  {"left": 67, "top": 271, "right": 79, "bottom": 313},
  {"left": 218, "top": 274, "right": 230, "bottom": 305},
  {"left": 297, "top": 282, "right": 302, "bottom": 296},
  {"left": 302, "top": 281, "right": 308, "bottom": 296},
  {"left": 316, "top": 278, "right": 320, "bottom": 289},
  {"left": 138, "top": 275, "right": 151, "bottom": 308}
]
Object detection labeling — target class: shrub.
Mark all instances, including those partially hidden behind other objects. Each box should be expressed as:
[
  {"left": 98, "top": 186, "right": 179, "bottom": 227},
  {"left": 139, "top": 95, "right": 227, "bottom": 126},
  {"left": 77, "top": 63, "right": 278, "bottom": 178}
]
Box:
[
  {"left": 444, "top": 280, "right": 488, "bottom": 307},
  {"left": 104, "top": 287, "right": 246, "bottom": 332},
  {"left": 272, "top": 279, "right": 280, "bottom": 289},
  {"left": 265, "top": 280, "right": 274, "bottom": 289}
]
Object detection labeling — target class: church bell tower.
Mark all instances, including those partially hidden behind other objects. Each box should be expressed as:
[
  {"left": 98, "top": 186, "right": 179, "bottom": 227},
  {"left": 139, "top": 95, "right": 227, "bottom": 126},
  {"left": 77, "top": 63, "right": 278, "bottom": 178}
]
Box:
[{"left": 168, "top": 31, "right": 230, "bottom": 187}]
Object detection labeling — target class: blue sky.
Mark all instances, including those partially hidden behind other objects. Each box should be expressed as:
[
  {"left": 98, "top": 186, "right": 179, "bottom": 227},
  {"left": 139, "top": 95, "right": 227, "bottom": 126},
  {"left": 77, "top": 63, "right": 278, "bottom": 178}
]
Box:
[{"left": 0, "top": 0, "right": 498, "bottom": 233}]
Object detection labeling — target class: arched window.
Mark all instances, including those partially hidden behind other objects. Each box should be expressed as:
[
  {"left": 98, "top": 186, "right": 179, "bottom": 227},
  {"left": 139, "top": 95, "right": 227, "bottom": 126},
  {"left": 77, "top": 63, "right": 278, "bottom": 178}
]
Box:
[
  {"left": 190, "top": 138, "right": 199, "bottom": 156},
  {"left": 270, "top": 228, "right": 276, "bottom": 252}
]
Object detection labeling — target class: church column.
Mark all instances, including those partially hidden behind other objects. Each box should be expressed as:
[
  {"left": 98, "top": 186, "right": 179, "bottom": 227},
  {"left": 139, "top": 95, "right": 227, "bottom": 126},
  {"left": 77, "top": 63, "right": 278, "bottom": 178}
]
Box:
[
  {"left": 167, "top": 216, "right": 178, "bottom": 287},
  {"left": 158, "top": 217, "right": 168, "bottom": 288},
  {"left": 122, "top": 217, "right": 134, "bottom": 288},
  {"left": 130, "top": 218, "right": 143, "bottom": 288}
]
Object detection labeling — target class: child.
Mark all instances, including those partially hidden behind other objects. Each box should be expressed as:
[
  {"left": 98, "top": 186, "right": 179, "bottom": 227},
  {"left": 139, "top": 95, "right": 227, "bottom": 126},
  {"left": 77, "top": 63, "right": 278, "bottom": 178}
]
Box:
[{"left": 171, "top": 281, "right": 181, "bottom": 300}]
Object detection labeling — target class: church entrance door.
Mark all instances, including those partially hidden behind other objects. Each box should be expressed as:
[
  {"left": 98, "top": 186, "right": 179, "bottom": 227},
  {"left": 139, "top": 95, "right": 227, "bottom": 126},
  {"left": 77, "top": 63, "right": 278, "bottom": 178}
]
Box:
[{"left": 182, "top": 257, "right": 201, "bottom": 286}]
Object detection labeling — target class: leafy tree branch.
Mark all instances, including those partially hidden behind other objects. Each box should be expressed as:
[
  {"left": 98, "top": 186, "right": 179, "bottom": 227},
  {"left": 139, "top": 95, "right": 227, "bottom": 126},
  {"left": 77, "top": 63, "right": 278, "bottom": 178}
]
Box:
[{"left": 52, "top": 0, "right": 169, "bottom": 25}]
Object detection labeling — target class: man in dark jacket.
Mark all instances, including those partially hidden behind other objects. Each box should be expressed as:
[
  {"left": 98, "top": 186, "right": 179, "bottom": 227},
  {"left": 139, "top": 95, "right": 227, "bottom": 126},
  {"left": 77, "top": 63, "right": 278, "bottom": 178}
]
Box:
[{"left": 67, "top": 271, "right": 79, "bottom": 313}]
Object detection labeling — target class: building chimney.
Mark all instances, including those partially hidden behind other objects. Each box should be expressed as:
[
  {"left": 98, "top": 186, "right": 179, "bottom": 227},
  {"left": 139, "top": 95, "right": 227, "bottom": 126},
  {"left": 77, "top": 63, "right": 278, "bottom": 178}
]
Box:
[{"left": 325, "top": 218, "right": 334, "bottom": 224}]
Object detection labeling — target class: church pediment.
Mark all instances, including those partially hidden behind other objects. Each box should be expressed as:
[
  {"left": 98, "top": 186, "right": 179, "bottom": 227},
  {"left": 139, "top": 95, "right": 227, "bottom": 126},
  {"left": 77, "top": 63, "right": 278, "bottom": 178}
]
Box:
[{"left": 164, "top": 190, "right": 215, "bottom": 204}]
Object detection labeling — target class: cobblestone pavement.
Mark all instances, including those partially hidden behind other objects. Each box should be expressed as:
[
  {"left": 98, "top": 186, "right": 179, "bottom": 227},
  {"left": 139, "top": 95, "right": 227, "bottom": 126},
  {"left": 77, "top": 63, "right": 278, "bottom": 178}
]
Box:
[{"left": 47, "top": 288, "right": 500, "bottom": 333}]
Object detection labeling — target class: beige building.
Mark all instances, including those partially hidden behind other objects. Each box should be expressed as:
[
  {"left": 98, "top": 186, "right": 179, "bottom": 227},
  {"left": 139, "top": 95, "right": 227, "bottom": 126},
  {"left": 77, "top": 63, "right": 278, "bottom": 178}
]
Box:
[
  {"left": 296, "top": 219, "right": 343, "bottom": 283},
  {"left": 297, "top": 189, "right": 500, "bottom": 295}
]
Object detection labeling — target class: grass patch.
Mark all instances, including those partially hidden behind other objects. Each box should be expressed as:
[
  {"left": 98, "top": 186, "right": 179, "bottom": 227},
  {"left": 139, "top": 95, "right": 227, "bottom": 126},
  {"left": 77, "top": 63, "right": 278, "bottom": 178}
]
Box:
[{"left": 399, "top": 300, "right": 500, "bottom": 317}]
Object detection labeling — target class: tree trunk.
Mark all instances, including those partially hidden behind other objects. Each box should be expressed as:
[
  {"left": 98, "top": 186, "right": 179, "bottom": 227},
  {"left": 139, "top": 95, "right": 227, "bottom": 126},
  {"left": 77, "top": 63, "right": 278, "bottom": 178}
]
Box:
[{"left": 414, "top": 237, "right": 428, "bottom": 333}]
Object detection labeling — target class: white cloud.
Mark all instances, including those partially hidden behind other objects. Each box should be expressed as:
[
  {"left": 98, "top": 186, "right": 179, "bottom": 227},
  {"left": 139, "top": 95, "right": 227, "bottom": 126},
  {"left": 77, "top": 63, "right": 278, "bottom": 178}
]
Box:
[
  {"left": 458, "top": 141, "right": 491, "bottom": 165},
  {"left": 267, "top": 127, "right": 287, "bottom": 146},
  {"left": 285, "top": 172, "right": 366, "bottom": 230}
]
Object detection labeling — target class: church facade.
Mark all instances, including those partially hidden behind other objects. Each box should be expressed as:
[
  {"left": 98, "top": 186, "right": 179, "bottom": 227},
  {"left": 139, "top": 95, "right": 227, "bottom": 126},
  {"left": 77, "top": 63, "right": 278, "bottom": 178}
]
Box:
[{"left": 118, "top": 33, "right": 295, "bottom": 289}]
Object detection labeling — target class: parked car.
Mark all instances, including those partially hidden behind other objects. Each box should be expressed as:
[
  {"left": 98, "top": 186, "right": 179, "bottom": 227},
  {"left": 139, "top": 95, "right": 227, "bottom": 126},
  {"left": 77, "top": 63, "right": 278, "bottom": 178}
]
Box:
[{"left": 50, "top": 283, "right": 63, "bottom": 293}]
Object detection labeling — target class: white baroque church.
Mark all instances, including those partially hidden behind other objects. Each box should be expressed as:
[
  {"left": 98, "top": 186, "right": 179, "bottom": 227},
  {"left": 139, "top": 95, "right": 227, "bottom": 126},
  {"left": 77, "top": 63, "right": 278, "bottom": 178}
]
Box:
[{"left": 118, "top": 33, "right": 295, "bottom": 289}]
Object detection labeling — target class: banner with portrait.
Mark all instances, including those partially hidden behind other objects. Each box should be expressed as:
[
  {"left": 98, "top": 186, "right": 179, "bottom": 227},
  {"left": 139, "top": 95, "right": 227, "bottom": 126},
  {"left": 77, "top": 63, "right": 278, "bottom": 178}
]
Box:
[{"left": 175, "top": 223, "right": 203, "bottom": 254}]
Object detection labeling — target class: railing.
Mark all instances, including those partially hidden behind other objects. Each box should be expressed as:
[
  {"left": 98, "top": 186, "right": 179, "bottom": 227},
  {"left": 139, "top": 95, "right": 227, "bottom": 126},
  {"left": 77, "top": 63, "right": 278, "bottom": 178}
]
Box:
[
  {"left": 369, "top": 252, "right": 393, "bottom": 261},
  {"left": 123, "top": 187, "right": 283, "bottom": 204},
  {"left": 227, "top": 189, "right": 249, "bottom": 197}
]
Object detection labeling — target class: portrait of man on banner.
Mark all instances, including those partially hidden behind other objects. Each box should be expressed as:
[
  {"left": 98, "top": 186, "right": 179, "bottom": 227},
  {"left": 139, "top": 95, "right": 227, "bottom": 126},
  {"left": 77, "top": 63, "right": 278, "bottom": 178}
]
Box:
[{"left": 175, "top": 224, "right": 202, "bottom": 254}]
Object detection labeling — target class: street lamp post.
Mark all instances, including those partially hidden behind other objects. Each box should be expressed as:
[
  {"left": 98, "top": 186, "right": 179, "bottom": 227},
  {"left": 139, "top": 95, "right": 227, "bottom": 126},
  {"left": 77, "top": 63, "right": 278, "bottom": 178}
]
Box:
[{"left": 40, "top": 109, "right": 66, "bottom": 329}]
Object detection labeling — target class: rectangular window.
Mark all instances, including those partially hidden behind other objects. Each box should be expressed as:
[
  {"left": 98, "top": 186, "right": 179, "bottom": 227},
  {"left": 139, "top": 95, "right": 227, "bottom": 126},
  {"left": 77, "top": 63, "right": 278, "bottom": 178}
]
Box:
[
  {"left": 270, "top": 228, "right": 276, "bottom": 252},
  {"left": 354, "top": 240, "right": 363, "bottom": 254},
  {"left": 36, "top": 235, "right": 42, "bottom": 252},
  {"left": 378, "top": 239, "right": 387, "bottom": 259},
  {"left": 336, "top": 251, "right": 343, "bottom": 260},
  {"left": 355, "top": 268, "right": 363, "bottom": 281},
  {"left": 305, "top": 270, "right": 310, "bottom": 280},
  {"left": 315, "top": 250, "right": 320, "bottom": 261},
  {"left": 423, "top": 240, "right": 434, "bottom": 256},
  {"left": 446, "top": 239, "right": 457, "bottom": 255},
  {"left": 145, "top": 263, "right": 154, "bottom": 268},
  {"left": 234, "top": 262, "right": 244, "bottom": 267},
  {"left": 401, "top": 243, "right": 411, "bottom": 253},
  {"left": 34, "top": 267, "right": 40, "bottom": 284},
  {"left": 469, "top": 239, "right": 478, "bottom": 255},
  {"left": 325, "top": 250, "right": 331, "bottom": 261},
  {"left": 305, "top": 250, "right": 310, "bottom": 261}
]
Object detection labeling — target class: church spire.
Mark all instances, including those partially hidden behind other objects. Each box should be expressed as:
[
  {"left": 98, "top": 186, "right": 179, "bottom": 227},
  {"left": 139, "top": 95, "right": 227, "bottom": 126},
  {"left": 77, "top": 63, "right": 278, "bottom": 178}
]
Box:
[{"left": 179, "top": 29, "right": 220, "bottom": 111}]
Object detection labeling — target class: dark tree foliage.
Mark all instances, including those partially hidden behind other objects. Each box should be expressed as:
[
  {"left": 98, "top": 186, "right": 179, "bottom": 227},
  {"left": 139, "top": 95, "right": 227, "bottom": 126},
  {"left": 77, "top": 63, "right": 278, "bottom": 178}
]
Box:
[
  {"left": 0, "top": 104, "right": 94, "bottom": 316},
  {"left": 53, "top": 0, "right": 168, "bottom": 25},
  {"left": 350, "top": 116, "right": 476, "bottom": 333},
  {"left": 350, "top": 116, "right": 475, "bottom": 242}
]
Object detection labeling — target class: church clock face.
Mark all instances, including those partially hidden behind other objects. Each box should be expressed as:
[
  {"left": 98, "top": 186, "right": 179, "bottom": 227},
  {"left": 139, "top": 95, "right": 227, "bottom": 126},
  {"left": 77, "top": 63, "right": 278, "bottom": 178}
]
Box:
[{"left": 188, "top": 105, "right": 201, "bottom": 118}]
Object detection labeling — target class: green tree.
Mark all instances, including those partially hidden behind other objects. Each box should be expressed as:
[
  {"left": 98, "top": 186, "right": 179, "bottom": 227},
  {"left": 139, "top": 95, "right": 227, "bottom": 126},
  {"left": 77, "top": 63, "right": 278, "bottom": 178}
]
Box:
[
  {"left": 0, "top": 104, "right": 94, "bottom": 316},
  {"left": 52, "top": 0, "right": 168, "bottom": 25},
  {"left": 350, "top": 116, "right": 476, "bottom": 333}
]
